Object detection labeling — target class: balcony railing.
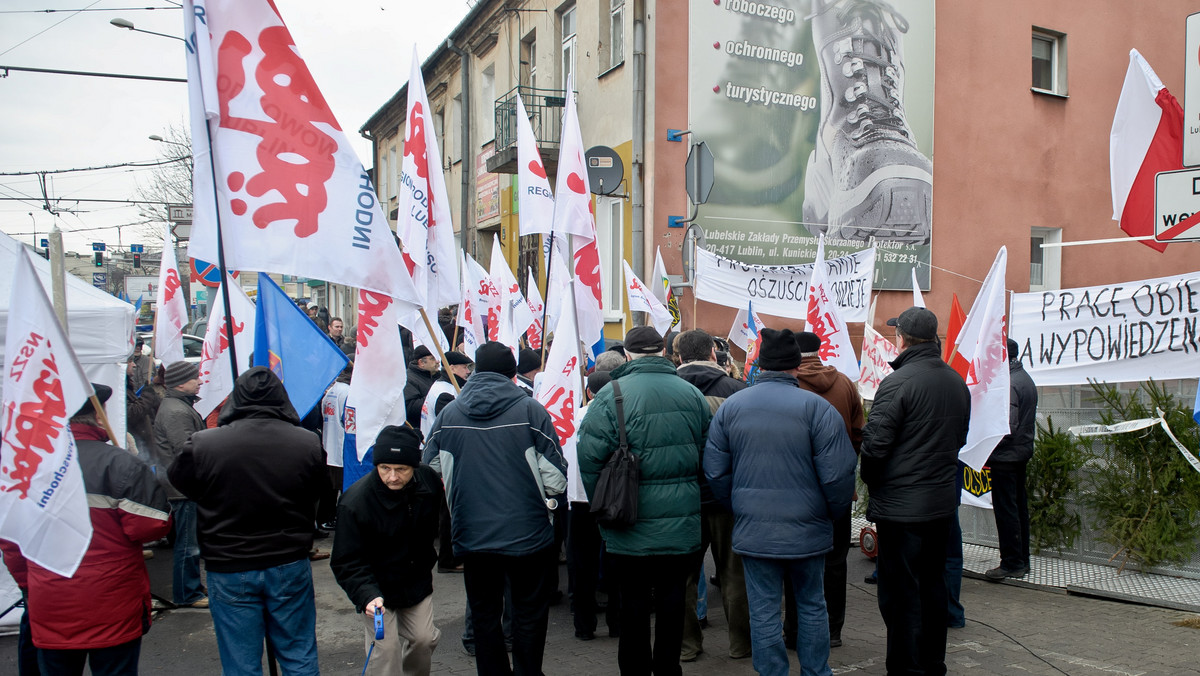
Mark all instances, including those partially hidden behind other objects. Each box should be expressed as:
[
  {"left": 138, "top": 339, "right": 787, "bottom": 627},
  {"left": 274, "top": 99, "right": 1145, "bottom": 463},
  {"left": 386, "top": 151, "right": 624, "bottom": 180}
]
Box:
[{"left": 494, "top": 86, "right": 569, "bottom": 155}]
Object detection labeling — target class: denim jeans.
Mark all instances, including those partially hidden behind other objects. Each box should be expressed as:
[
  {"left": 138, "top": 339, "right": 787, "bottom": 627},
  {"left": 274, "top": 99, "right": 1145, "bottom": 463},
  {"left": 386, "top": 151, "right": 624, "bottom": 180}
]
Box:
[
  {"left": 742, "top": 555, "right": 830, "bottom": 676},
  {"left": 170, "top": 498, "right": 205, "bottom": 605},
  {"left": 207, "top": 558, "right": 320, "bottom": 676}
]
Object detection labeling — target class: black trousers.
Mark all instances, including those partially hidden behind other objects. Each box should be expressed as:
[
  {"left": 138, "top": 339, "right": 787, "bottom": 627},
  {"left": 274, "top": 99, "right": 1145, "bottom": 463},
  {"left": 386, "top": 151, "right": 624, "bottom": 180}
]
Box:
[
  {"left": 38, "top": 637, "right": 141, "bottom": 676},
  {"left": 785, "top": 508, "right": 851, "bottom": 644},
  {"left": 567, "top": 504, "right": 619, "bottom": 635},
  {"left": 608, "top": 552, "right": 696, "bottom": 676},
  {"left": 876, "top": 517, "right": 952, "bottom": 676},
  {"left": 463, "top": 547, "right": 556, "bottom": 676},
  {"left": 438, "top": 493, "right": 461, "bottom": 569},
  {"left": 990, "top": 464, "right": 1031, "bottom": 570}
]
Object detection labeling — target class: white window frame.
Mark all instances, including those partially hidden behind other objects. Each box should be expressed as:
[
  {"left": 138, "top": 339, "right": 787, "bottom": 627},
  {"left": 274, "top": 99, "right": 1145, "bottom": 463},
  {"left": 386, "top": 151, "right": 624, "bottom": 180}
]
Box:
[
  {"left": 378, "top": 146, "right": 390, "bottom": 202},
  {"left": 480, "top": 64, "right": 496, "bottom": 144},
  {"left": 1029, "top": 227, "right": 1062, "bottom": 291},
  {"left": 561, "top": 5, "right": 577, "bottom": 89},
  {"left": 450, "top": 95, "right": 463, "bottom": 164},
  {"left": 595, "top": 196, "right": 624, "bottom": 320},
  {"left": 387, "top": 145, "right": 397, "bottom": 200},
  {"left": 1032, "top": 28, "right": 1067, "bottom": 97},
  {"left": 609, "top": 0, "right": 625, "bottom": 70}
]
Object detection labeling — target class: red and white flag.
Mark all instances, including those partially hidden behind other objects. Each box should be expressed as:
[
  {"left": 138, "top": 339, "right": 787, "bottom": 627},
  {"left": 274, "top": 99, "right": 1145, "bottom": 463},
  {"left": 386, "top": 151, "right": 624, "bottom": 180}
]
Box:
[
  {"left": 194, "top": 278, "right": 256, "bottom": 418},
  {"left": 489, "top": 235, "right": 536, "bottom": 349},
  {"left": 398, "top": 45, "right": 459, "bottom": 310},
  {"left": 525, "top": 267, "right": 546, "bottom": 351},
  {"left": 955, "top": 246, "right": 1010, "bottom": 471},
  {"left": 858, "top": 322, "right": 898, "bottom": 401},
  {"left": 348, "top": 290, "right": 410, "bottom": 461},
  {"left": 154, "top": 224, "right": 188, "bottom": 365},
  {"left": 536, "top": 288, "right": 583, "bottom": 499},
  {"left": 552, "top": 77, "right": 605, "bottom": 350},
  {"left": 456, "top": 253, "right": 485, "bottom": 358},
  {"left": 1110, "top": 49, "right": 1184, "bottom": 252},
  {"left": 806, "top": 235, "right": 859, "bottom": 379},
  {"left": 543, "top": 247, "right": 572, "bottom": 336},
  {"left": 517, "top": 92, "right": 555, "bottom": 236},
  {"left": 621, "top": 260, "right": 674, "bottom": 335},
  {"left": 943, "top": 292, "right": 971, "bottom": 379},
  {"left": 184, "top": 0, "right": 420, "bottom": 305},
  {"left": 0, "top": 249, "right": 94, "bottom": 577}
]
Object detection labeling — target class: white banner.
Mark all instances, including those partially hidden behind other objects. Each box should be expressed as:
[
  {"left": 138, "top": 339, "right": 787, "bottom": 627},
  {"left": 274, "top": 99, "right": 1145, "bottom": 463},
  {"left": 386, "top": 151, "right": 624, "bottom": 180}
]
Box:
[
  {"left": 1069, "top": 410, "right": 1200, "bottom": 475},
  {"left": 195, "top": 279, "right": 256, "bottom": 418},
  {"left": 1009, "top": 271, "right": 1200, "bottom": 386},
  {"left": 154, "top": 223, "right": 187, "bottom": 365},
  {"left": 956, "top": 247, "right": 1010, "bottom": 472},
  {"left": 858, "top": 323, "right": 898, "bottom": 401},
  {"left": 695, "top": 246, "right": 875, "bottom": 322}
]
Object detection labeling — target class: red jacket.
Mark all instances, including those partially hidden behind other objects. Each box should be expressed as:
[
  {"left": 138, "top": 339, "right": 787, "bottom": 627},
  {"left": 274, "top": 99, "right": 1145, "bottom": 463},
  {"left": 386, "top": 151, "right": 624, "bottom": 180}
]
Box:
[{"left": 1, "top": 424, "right": 172, "bottom": 650}]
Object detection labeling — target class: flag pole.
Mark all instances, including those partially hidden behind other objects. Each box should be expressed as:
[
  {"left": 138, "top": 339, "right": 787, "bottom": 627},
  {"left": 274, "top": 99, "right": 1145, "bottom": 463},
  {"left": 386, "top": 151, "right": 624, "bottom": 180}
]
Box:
[
  {"left": 203, "top": 118, "right": 240, "bottom": 385},
  {"left": 419, "top": 307, "right": 459, "bottom": 394},
  {"left": 568, "top": 276, "right": 588, "bottom": 396},
  {"left": 539, "top": 232, "right": 556, "bottom": 363},
  {"left": 89, "top": 393, "right": 119, "bottom": 444}
]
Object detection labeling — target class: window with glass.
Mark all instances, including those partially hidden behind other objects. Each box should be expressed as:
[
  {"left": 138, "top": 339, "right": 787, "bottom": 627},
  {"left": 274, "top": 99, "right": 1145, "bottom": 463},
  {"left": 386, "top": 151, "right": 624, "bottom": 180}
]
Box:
[
  {"left": 1032, "top": 29, "right": 1066, "bottom": 96},
  {"left": 610, "top": 0, "right": 625, "bottom": 69},
  {"left": 561, "top": 5, "right": 577, "bottom": 88}
]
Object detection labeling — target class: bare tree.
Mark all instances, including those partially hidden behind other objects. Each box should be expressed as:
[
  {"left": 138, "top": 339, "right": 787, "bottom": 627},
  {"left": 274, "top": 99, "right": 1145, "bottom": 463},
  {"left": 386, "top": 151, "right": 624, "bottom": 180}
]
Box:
[{"left": 135, "top": 122, "right": 193, "bottom": 241}]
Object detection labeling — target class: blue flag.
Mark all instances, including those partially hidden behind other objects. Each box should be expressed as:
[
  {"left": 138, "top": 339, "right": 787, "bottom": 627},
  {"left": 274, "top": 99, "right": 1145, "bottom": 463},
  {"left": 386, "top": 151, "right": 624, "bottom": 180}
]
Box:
[
  {"left": 134, "top": 294, "right": 144, "bottom": 314},
  {"left": 254, "top": 275, "right": 348, "bottom": 418}
]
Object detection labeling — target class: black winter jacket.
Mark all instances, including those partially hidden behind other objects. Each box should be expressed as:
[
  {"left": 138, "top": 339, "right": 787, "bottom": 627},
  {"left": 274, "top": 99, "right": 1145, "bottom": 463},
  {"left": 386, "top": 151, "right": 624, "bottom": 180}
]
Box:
[
  {"left": 330, "top": 465, "right": 444, "bottom": 612},
  {"left": 861, "top": 341, "right": 971, "bottom": 523},
  {"left": 986, "top": 356, "right": 1038, "bottom": 468},
  {"left": 169, "top": 368, "right": 327, "bottom": 573},
  {"left": 677, "top": 361, "right": 747, "bottom": 507},
  {"left": 403, "top": 365, "right": 437, "bottom": 427}
]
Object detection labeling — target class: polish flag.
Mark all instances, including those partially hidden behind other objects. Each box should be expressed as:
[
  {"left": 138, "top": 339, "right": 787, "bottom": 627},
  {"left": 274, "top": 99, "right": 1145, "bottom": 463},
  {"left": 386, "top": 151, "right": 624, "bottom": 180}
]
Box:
[
  {"left": 154, "top": 224, "right": 188, "bottom": 365},
  {"left": 525, "top": 268, "right": 546, "bottom": 351},
  {"left": 1, "top": 249, "right": 94, "bottom": 577},
  {"left": 517, "top": 92, "right": 555, "bottom": 236},
  {"left": 1110, "top": 49, "right": 1184, "bottom": 253},
  {"left": 194, "top": 278, "right": 256, "bottom": 418},
  {"left": 805, "top": 235, "right": 859, "bottom": 379},
  {"left": 954, "top": 247, "right": 1010, "bottom": 471},
  {"left": 943, "top": 293, "right": 971, "bottom": 379}
]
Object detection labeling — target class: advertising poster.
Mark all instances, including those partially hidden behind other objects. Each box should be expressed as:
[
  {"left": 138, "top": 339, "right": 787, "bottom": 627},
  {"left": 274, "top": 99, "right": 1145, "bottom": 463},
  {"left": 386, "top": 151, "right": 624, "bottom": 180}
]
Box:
[
  {"left": 477, "top": 143, "right": 501, "bottom": 224},
  {"left": 689, "top": 0, "right": 935, "bottom": 289}
]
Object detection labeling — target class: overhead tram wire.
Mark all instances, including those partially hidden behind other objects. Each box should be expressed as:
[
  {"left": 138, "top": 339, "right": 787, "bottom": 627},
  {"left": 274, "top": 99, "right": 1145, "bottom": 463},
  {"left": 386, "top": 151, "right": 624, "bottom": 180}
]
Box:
[
  {"left": 0, "top": 0, "right": 103, "bottom": 58},
  {"left": 0, "top": 6, "right": 180, "bottom": 14}
]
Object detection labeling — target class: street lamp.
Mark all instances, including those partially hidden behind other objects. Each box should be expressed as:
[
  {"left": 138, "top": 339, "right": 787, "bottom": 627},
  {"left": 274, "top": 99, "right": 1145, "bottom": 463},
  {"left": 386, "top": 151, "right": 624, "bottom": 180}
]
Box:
[
  {"left": 149, "top": 134, "right": 190, "bottom": 149},
  {"left": 109, "top": 18, "right": 187, "bottom": 44}
]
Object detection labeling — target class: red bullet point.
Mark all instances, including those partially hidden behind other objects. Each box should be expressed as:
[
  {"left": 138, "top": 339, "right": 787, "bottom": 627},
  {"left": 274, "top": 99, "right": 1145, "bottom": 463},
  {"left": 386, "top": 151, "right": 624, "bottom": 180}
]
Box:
[
  {"left": 713, "top": 42, "right": 720, "bottom": 49},
  {"left": 713, "top": 85, "right": 720, "bottom": 93}
]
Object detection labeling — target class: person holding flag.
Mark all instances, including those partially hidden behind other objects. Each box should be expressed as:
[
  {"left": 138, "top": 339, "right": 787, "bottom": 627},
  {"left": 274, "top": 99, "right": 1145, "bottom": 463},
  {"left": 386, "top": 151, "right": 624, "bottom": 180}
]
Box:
[{"left": 860, "top": 307, "right": 971, "bottom": 676}]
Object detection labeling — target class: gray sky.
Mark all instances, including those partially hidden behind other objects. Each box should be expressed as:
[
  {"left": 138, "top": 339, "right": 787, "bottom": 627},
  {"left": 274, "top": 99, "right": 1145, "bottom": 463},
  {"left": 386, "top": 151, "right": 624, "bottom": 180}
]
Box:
[{"left": 0, "top": 0, "right": 469, "bottom": 254}]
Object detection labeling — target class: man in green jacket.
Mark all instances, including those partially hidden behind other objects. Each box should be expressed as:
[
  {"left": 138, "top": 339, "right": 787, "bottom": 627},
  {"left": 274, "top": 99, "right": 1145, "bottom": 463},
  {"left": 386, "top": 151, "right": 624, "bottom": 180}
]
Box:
[{"left": 578, "top": 326, "right": 712, "bottom": 676}]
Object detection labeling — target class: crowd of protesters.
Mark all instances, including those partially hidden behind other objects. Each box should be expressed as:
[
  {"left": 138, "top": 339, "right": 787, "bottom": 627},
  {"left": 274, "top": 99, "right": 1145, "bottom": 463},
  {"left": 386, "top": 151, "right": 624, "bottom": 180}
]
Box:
[{"left": 0, "top": 302, "right": 1039, "bottom": 676}]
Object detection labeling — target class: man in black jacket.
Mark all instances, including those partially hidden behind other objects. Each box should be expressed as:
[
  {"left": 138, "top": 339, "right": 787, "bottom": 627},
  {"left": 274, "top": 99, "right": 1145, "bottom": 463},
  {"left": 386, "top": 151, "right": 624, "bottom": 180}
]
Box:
[
  {"left": 169, "top": 367, "right": 327, "bottom": 676},
  {"left": 985, "top": 338, "right": 1038, "bottom": 581},
  {"left": 403, "top": 345, "right": 440, "bottom": 428},
  {"left": 332, "top": 425, "right": 443, "bottom": 675},
  {"left": 861, "top": 307, "right": 970, "bottom": 676},
  {"left": 675, "top": 329, "right": 751, "bottom": 661}
]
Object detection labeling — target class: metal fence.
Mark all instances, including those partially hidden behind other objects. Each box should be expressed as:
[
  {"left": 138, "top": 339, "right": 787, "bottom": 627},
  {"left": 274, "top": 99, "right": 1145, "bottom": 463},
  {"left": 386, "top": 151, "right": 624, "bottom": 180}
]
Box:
[
  {"left": 493, "top": 86, "right": 569, "bottom": 155},
  {"left": 959, "top": 379, "right": 1200, "bottom": 580}
]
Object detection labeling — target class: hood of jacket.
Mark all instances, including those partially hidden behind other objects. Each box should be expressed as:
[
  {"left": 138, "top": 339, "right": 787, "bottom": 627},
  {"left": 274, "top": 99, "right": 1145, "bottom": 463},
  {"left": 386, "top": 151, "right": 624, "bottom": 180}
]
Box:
[
  {"left": 455, "top": 372, "right": 527, "bottom": 419},
  {"left": 610, "top": 354, "right": 677, "bottom": 380},
  {"left": 218, "top": 366, "right": 300, "bottom": 426},
  {"left": 794, "top": 360, "right": 840, "bottom": 394}
]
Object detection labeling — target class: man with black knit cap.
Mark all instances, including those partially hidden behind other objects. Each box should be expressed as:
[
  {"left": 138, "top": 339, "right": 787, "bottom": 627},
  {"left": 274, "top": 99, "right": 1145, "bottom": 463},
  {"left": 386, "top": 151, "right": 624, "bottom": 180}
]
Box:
[
  {"left": 332, "top": 425, "right": 444, "bottom": 676},
  {"left": 783, "top": 331, "right": 864, "bottom": 650},
  {"left": 153, "top": 359, "right": 207, "bottom": 608},
  {"left": 169, "top": 367, "right": 327, "bottom": 675},
  {"left": 516, "top": 348, "right": 542, "bottom": 395},
  {"left": 862, "top": 307, "right": 971, "bottom": 676},
  {"left": 578, "top": 325, "right": 711, "bottom": 676},
  {"left": 705, "top": 328, "right": 856, "bottom": 676},
  {"left": 404, "top": 345, "right": 440, "bottom": 427},
  {"left": 422, "top": 341, "right": 567, "bottom": 676}
]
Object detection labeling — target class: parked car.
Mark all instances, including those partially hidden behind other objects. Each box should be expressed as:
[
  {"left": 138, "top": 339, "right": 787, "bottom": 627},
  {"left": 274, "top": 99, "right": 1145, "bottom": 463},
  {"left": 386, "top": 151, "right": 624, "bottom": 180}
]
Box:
[{"left": 139, "top": 333, "right": 204, "bottom": 366}]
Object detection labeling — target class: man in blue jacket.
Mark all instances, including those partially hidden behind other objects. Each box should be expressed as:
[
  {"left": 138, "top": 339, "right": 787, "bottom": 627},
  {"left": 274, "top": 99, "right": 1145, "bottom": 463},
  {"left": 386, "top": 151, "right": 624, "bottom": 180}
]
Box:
[
  {"left": 705, "top": 328, "right": 857, "bottom": 676},
  {"left": 422, "top": 341, "right": 567, "bottom": 676}
]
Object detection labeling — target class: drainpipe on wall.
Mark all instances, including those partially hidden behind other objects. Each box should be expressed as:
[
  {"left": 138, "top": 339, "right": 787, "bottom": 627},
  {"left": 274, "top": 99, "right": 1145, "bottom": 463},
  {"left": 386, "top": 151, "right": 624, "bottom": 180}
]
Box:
[
  {"left": 631, "top": 1, "right": 647, "bottom": 292},
  {"left": 446, "top": 39, "right": 474, "bottom": 259}
]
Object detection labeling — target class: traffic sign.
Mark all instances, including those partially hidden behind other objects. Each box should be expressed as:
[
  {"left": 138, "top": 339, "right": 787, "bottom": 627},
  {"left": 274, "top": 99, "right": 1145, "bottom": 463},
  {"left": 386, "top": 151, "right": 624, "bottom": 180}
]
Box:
[
  {"left": 40, "top": 238, "right": 47, "bottom": 248},
  {"left": 169, "top": 204, "right": 193, "bottom": 223},
  {"left": 92, "top": 272, "right": 107, "bottom": 288},
  {"left": 130, "top": 244, "right": 144, "bottom": 253},
  {"left": 1154, "top": 168, "right": 1200, "bottom": 242},
  {"left": 685, "top": 141, "right": 715, "bottom": 205},
  {"left": 92, "top": 242, "right": 106, "bottom": 252}
]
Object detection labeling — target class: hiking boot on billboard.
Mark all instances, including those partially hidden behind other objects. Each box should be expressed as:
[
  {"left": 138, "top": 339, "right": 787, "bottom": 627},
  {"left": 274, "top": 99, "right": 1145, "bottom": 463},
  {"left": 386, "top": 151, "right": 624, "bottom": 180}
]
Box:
[{"left": 803, "top": 0, "right": 932, "bottom": 244}]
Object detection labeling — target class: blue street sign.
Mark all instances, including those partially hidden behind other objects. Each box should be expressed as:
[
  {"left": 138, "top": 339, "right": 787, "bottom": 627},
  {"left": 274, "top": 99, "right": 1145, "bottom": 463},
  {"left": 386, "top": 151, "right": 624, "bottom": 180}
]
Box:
[
  {"left": 40, "top": 238, "right": 48, "bottom": 248},
  {"left": 130, "top": 244, "right": 144, "bottom": 253},
  {"left": 92, "top": 242, "right": 106, "bottom": 252},
  {"left": 92, "top": 273, "right": 106, "bottom": 288}
]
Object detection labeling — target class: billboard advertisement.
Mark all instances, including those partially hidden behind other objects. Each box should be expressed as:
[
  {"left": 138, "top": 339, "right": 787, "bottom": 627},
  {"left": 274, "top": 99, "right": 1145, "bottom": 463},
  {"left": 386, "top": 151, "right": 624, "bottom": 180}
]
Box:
[{"left": 689, "top": 0, "right": 935, "bottom": 289}]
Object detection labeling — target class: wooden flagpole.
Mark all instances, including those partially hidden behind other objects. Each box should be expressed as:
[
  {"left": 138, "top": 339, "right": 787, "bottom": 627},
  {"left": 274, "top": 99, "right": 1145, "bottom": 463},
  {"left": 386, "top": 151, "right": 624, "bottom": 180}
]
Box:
[{"left": 419, "top": 307, "right": 459, "bottom": 394}]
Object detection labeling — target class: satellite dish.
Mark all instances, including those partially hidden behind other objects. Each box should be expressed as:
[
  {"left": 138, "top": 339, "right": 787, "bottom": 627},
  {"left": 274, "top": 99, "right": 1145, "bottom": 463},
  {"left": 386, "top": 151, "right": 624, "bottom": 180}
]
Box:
[{"left": 585, "top": 146, "right": 624, "bottom": 196}]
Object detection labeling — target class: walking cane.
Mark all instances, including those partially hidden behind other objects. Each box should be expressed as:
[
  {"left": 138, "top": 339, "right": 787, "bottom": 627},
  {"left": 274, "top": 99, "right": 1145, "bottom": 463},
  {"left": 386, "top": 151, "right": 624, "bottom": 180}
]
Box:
[{"left": 362, "top": 607, "right": 384, "bottom": 676}]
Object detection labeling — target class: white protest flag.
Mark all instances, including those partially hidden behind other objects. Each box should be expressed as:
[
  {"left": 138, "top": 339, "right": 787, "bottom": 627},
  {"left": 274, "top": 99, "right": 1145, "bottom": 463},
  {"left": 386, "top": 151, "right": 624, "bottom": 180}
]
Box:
[
  {"left": 456, "top": 253, "right": 485, "bottom": 358},
  {"left": 526, "top": 267, "right": 546, "bottom": 351},
  {"left": 552, "top": 76, "right": 605, "bottom": 350},
  {"left": 517, "top": 92, "right": 555, "bottom": 236},
  {"left": 652, "top": 247, "right": 680, "bottom": 331},
  {"left": 489, "top": 235, "right": 536, "bottom": 349},
  {"left": 955, "top": 246, "right": 1011, "bottom": 471},
  {"left": 401, "top": 309, "right": 449, "bottom": 354},
  {"left": 858, "top": 322, "right": 898, "bottom": 401},
  {"left": 911, "top": 267, "right": 926, "bottom": 308},
  {"left": 805, "top": 235, "right": 859, "bottom": 379},
  {"left": 184, "top": 0, "right": 419, "bottom": 306},
  {"left": 153, "top": 224, "right": 188, "bottom": 365},
  {"left": 536, "top": 288, "right": 584, "bottom": 502},
  {"left": 543, "top": 248, "right": 572, "bottom": 336},
  {"left": 194, "top": 278, "right": 256, "bottom": 418},
  {"left": 0, "top": 250, "right": 94, "bottom": 577},
  {"left": 622, "top": 260, "right": 674, "bottom": 334},
  {"left": 349, "top": 291, "right": 410, "bottom": 461},
  {"left": 398, "top": 45, "right": 459, "bottom": 311},
  {"left": 727, "top": 306, "right": 767, "bottom": 355}
]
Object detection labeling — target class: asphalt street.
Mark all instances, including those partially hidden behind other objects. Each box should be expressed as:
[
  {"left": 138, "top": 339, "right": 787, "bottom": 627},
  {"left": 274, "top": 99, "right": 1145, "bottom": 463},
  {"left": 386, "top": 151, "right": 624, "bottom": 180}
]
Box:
[{"left": 2, "top": 535, "right": 1198, "bottom": 675}]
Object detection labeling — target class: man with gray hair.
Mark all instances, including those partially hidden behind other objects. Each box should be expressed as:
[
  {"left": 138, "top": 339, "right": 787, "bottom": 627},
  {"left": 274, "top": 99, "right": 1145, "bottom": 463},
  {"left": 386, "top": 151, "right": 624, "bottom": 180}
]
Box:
[{"left": 578, "top": 326, "right": 711, "bottom": 675}]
